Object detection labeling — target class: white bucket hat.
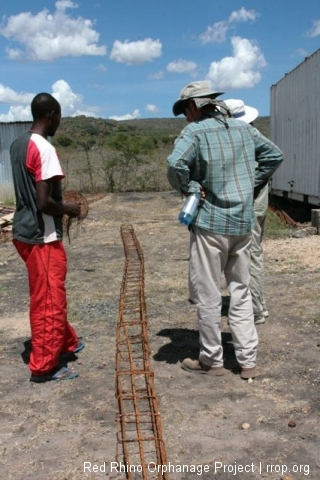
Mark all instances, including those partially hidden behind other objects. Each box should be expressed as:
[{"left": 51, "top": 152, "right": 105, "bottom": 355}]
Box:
[
  {"left": 223, "top": 98, "right": 258, "bottom": 124},
  {"left": 172, "top": 81, "right": 224, "bottom": 116}
]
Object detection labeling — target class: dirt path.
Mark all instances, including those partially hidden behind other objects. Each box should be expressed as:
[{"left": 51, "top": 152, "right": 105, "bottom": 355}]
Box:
[{"left": 0, "top": 192, "right": 319, "bottom": 480}]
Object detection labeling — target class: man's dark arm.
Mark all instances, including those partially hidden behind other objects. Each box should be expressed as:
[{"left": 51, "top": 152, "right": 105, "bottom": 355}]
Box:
[{"left": 36, "top": 180, "right": 80, "bottom": 218}]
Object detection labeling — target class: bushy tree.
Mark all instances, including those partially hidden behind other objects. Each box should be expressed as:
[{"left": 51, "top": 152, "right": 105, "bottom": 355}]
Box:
[
  {"left": 104, "top": 134, "right": 157, "bottom": 191},
  {"left": 53, "top": 135, "right": 74, "bottom": 148}
]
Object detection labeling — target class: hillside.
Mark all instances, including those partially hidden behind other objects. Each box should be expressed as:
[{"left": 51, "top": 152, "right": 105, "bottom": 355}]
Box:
[
  {"left": 57, "top": 115, "right": 270, "bottom": 140},
  {"left": 50, "top": 115, "right": 271, "bottom": 195},
  {"left": 121, "top": 116, "right": 270, "bottom": 137}
]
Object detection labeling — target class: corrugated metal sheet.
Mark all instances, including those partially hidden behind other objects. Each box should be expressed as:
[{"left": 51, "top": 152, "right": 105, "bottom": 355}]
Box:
[
  {"left": 270, "top": 48, "right": 320, "bottom": 205},
  {"left": 0, "top": 122, "right": 32, "bottom": 186}
]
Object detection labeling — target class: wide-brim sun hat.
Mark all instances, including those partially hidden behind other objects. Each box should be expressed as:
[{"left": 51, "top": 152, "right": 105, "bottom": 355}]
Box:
[
  {"left": 172, "top": 81, "right": 224, "bottom": 116},
  {"left": 223, "top": 98, "right": 259, "bottom": 124}
]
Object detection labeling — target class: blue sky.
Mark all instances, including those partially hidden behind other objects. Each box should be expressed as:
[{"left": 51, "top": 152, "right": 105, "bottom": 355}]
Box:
[{"left": 0, "top": 0, "right": 319, "bottom": 121}]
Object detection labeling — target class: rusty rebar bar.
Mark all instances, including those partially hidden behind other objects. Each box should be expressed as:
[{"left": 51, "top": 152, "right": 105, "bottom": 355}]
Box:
[{"left": 115, "top": 224, "right": 168, "bottom": 480}]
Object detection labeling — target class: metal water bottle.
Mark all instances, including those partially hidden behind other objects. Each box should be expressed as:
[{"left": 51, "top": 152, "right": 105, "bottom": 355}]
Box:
[{"left": 178, "top": 192, "right": 201, "bottom": 226}]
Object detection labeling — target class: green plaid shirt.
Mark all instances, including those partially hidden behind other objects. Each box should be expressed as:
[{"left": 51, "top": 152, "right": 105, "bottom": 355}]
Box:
[{"left": 167, "top": 116, "right": 283, "bottom": 235}]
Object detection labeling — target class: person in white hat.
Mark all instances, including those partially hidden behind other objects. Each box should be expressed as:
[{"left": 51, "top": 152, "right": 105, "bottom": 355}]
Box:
[
  {"left": 224, "top": 99, "right": 269, "bottom": 325},
  {"left": 224, "top": 98, "right": 259, "bottom": 124},
  {"left": 167, "top": 81, "right": 283, "bottom": 379}
]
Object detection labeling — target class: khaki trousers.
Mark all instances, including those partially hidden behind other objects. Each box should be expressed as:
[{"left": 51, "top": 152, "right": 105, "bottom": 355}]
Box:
[
  {"left": 250, "top": 183, "right": 269, "bottom": 317},
  {"left": 189, "top": 226, "right": 258, "bottom": 369},
  {"left": 250, "top": 213, "right": 267, "bottom": 317}
]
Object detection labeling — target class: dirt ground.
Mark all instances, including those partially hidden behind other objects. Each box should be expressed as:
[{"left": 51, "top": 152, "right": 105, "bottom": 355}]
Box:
[{"left": 0, "top": 192, "right": 319, "bottom": 480}]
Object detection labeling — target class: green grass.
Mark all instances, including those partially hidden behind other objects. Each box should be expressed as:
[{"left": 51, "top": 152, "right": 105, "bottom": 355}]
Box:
[
  {"left": 314, "top": 315, "right": 320, "bottom": 325},
  {"left": 265, "top": 208, "right": 292, "bottom": 238}
]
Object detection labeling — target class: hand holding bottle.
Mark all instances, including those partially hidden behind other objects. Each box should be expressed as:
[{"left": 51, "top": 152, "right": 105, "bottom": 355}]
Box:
[{"left": 178, "top": 192, "right": 201, "bottom": 225}]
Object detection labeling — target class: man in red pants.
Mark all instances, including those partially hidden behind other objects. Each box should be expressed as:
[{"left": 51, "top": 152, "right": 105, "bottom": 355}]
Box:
[{"left": 10, "top": 92, "right": 84, "bottom": 382}]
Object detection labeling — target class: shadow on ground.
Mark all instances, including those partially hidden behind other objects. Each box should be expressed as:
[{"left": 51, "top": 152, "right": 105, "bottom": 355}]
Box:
[{"left": 153, "top": 328, "right": 239, "bottom": 371}]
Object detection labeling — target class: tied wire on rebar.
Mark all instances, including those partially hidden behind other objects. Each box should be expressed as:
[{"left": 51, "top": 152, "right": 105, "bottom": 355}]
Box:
[{"left": 115, "top": 224, "right": 168, "bottom": 480}]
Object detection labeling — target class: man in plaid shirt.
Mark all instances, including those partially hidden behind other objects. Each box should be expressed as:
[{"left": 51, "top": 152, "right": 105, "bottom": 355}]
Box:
[{"left": 167, "top": 81, "right": 283, "bottom": 379}]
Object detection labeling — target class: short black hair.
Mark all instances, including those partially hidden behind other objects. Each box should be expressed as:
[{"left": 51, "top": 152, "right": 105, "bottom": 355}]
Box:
[{"left": 31, "top": 93, "right": 61, "bottom": 120}]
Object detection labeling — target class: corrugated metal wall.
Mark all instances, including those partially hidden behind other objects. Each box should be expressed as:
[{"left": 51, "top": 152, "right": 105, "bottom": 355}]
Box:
[
  {"left": 270, "top": 48, "right": 320, "bottom": 204},
  {"left": 0, "top": 122, "right": 32, "bottom": 186}
]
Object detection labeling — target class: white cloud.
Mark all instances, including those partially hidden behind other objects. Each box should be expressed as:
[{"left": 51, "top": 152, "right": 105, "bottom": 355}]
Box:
[
  {"left": 0, "top": 1, "right": 106, "bottom": 61},
  {"left": 0, "top": 80, "right": 98, "bottom": 121},
  {"left": 200, "top": 22, "right": 229, "bottom": 44},
  {"left": 166, "top": 59, "right": 198, "bottom": 76},
  {"left": 206, "top": 36, "right": 267, "bottom": 90},
  {"left": 0, "top": 105, "right": 32, "bottom": 122},
  {"left": 108, "top": 109, "right": 140, "bottom": 121},
  {"left": 229, "top": 7, "right": 257, "bottom": 23},
  {"left": 146, "top": 104, "right": 159, "bottom": 113},
  {"left": 0, "top": 84, "right": 34, "bottom": 121},
  {"left": 295, "top": 48, "right": 310, "bottom": 58},
  {"left": 148, "top": 71, "right": 164, "bottom": 80},
  {"left": 200, "top": 7, "right": 258, "bottom": 44},
  {"left": 0, "top": 84, "right": 33, "bottom": 105},
  {"left": 55, "top": 0, "right": 78, "bottom": 11},
  {"left": 51, "top": 80, "right": 99, "bottom": 117},
  {"left": 97, "top": 63, "right": 107, "bottom": 72},
  {"left": 307, "top": 20, "right": 320, "bottom": 37},
  {"left": 51, "top": 80, "right": 83, "bottom": 116},
  {"left": 110, "top": 38, "right": 162, "bottom": 65}
]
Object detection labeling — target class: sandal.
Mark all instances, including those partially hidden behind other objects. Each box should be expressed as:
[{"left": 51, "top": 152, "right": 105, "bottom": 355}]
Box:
[
  {"left": 30, "top": 366, "right": 78, "bottom": 383},
  {"left": 73, "top": 340, "right": 85, "bottom": 353}
]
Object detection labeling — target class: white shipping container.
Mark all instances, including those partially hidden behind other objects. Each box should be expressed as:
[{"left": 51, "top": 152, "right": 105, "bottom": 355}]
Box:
[{"left": 270, "top": 48, "right": 320, "bottom": 205}]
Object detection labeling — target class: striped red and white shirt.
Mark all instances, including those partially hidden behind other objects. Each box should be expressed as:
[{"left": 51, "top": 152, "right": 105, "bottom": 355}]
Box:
[{"left": 10, "top": 131, "right": 65, "bottom": 244}]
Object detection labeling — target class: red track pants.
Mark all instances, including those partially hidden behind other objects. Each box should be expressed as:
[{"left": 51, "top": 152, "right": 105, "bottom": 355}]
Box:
[{"left": 13, "top": 239, "right": 78, "bottom": 376}]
